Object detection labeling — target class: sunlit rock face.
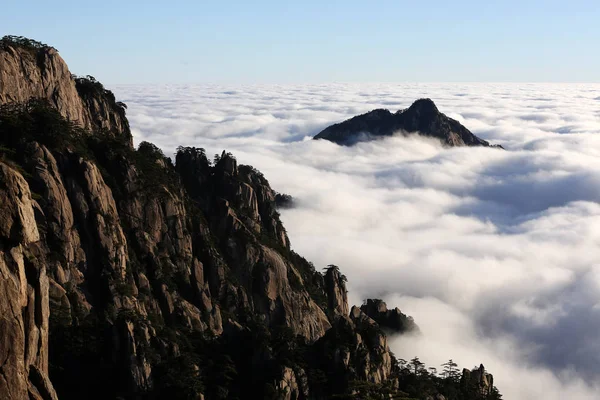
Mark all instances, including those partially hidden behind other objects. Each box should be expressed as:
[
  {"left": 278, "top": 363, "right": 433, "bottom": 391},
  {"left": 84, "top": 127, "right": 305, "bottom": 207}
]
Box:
[
  {"left": 0, "top": 39, "right": 130, "bottom": 142},
  {"left": 0, "top": 36, "right": 503, "bottom": 400}
]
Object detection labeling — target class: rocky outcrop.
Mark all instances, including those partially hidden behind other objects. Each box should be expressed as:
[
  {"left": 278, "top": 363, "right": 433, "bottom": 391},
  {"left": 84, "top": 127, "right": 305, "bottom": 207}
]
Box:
[
  {"left": 0, "top": 37, "right": 503, "bottom": 400},
  {"left": 1, "top": 111, "right": 332, "bottom": 398},
  {"left": 273, "top": 367, "right": 303, "bottom": 400},
  {"left": 0, "top": 163, "right": 39, "bottom": 244},
  {"left": 75, "top": 159, "right": 129, "bottom": 279},
  {"left": 348, "top": 306, "right": 395, "bottom": 383},
  {"left": 0, "top": 37, "right": 130, "bottom": 142},
  {"left": 461, "top": 364, "right": 494, "bottom": 397},
  {"left": 314, "top": 98, "right": 502, "bottom": 148},
  {"left": 360, "top": 299, "right": 419, "bottom": 334},
  {"left": 254, "top": 246, "right": 331, "bottom": 341},
  {"left": 24, "top": 143, "right": 86, "bottom": 286},
  {"left": 324, "top": 265, "right": 349, "bottom": 318},
  {"left": 308, "top": 305, "right": 398, "bottom": 398},
  {"left": 0, "top": 162, "right": 58, "bottom": 400},
  {"left": 212, "top": 152, "right": 290, "bottom": 249},
  {"left": 176, "top": 149, "right": 328, "bottom": 341}
]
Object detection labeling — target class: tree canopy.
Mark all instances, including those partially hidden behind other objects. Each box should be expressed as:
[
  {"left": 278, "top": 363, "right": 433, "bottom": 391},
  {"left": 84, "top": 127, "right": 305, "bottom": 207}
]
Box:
[{"left": 0, "top": 35, "right": 53, "bottom": 52}]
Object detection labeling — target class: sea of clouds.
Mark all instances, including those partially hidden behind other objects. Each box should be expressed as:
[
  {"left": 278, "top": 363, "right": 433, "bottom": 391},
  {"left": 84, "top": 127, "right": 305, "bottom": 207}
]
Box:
[{"left": 113, "top": 82, "right": 600, "bottom": 400}]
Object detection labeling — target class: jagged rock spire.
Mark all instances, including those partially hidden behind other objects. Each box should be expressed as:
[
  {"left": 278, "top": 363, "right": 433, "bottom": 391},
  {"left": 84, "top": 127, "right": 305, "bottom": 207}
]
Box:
[{"left": 324, "top": 264, "right": 349, "bottom": 317}]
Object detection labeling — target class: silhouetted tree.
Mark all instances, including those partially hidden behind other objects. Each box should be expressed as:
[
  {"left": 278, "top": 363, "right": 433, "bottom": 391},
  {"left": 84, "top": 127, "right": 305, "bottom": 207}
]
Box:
[
  {"left": 410, "top": 357, "right": 426, "bottom": 375},
  {"left": 0, "top": 35, "right": 52, "bottom": 51},
  {"left": 442, "top": 359, "right": 460, "bottom": 381}
]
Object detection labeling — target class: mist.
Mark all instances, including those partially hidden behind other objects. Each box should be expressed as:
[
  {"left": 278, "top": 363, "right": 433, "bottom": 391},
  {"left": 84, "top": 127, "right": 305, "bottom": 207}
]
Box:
[{"left": 113, "top": 82, "right": 600, "bottom": 400}]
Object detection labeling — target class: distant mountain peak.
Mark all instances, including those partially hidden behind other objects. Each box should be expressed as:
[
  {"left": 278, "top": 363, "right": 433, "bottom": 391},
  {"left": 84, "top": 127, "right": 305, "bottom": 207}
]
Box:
[
  {"left": 314, "top": 98, "right": 502, "bottom": 148},
  {"left": 0, "top": 36, "right": 503, "bottom": 400},
  {"left": 406, "top": 97, "right": 439, "bottom": 114}
]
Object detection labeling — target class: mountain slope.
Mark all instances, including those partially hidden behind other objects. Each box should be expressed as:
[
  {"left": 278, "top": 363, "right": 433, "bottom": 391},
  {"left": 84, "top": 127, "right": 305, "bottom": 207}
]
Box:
[
  {"left": 0, "top": 36, "right": 130, "bottom": 142},
  {"left": 314, "top": 98, "right": 502, "bottom": 148},
  {"left": 0, "top": 36, "right": 502, "bottom": 400}
]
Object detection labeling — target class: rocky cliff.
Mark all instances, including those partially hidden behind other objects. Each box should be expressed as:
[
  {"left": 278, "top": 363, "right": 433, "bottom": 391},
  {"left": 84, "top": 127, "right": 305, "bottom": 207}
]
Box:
[
  {"left": 361, "top": 299, "right": 419, "bottom": 334},
  {"left": 0, "top": 36, "right": 129, "bottom": 142},
  {"left": 0, "top": 163, "right": 58, "bottom": 400},
  {"left": 0, "top": 36, "right": 502, "bottom": 400},
  {"left": 462, "top": 364, "right": 495, "bottom": 397},
  {"left": 314, "top": 98, "right": 502, "bottom": 148}
]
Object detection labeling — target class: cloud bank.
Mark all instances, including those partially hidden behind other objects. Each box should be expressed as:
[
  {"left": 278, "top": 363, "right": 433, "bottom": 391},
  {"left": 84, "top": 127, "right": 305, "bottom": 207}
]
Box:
[{"left": 113, "top": 82, "right": 600, "bottom": 400}]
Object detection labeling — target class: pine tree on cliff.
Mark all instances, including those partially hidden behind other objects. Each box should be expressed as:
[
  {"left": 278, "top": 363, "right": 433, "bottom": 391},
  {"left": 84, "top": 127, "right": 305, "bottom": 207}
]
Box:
[
  {"left": 442, "top": 359, "right": 460, "bottom": 381},
  {"left": 410, "top": 356, "right": 426, "bottom": 375}
]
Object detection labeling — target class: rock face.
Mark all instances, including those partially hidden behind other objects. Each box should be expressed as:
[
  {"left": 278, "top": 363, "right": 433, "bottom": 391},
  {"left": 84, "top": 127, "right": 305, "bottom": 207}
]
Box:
[
  {"left": 177, "top": 150, "right": 328, "bottom": 341},
  {"left": 347, "top": 306, "right": 395, "bottom": 384},
  {"left": 462, "top": 364, "right": 494, "bottom": 396},
  {"left": 0, "top": 38, "right": 130, "bottom": 141},
  {"left": 0, "top": 163, "right": 58, "bottom": 400},
  {"left": 324, "top": 265, "right": 349, "bottom": 318},
  {"left": 0, "top": 108, "right": 335, "bottom": 398},
  {"left": 274, "top": 367, "right": 302, "bottom": 400},
  {"left": 360, "top": 299, "right": 419, "bottom": 334},
  {"left": 0, "top": 36, "right": 503, "bottom": 400},
  {"left": 314, "top": 98, "right": 501, "bottom": 148},
  {"left": 309, "top": 304, "right": 399, "bottom": 396}
]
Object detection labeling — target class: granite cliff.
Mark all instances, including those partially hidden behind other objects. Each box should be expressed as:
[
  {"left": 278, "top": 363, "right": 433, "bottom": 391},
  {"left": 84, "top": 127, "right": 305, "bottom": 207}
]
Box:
[
  {"left": 0, "top": 36, "right": 129, "bottom": 141},
  {"left": 0, "top": 36, "right": 502, "bottom": 400}
]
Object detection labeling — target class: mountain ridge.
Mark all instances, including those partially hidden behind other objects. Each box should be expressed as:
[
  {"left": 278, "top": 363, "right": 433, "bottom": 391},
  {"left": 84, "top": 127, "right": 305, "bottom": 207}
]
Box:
[
  {"left": 0, "top": 35, "right": 130, "bottom": 144},
  {"left": 0, "top": 36, "right": 502, "bottom": 400},
  {"left": 314, "top": 98, "right": 503, "bottom": 148}
]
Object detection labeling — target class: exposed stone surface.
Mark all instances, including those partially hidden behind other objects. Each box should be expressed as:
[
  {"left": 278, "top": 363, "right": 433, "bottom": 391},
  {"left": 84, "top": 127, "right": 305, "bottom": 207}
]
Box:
[
  {"left": 1, "top": 118, "right": 334, "bottom": 397},
  {"left": 324, "top": 265, "right": 349, "bottom": 317},
  {"left": 360, "top": 299, "right": 419, "bottom": 334},
  {"left": 274, "top": 367, "right": 301, "bottom": 400},
  {"left": 0, "top": 44, "right": 130, "bottom": 142},
  {"left": 25, "top": 143, "right": 86, "bottom": 281},
  {"left": 255, "top": 246, "right": 331, "bottom": 340},
  {"left": 0, "top": 162, "right": 55, "bottom": 400},
  {"left": 0, "top": 163, "right": 39, "bottom": 244},
  {"left": 314, "top": 98, "right": 503, "bottom": 148},
  {"left": 0, "top": 38, "right": 502, "bottom": 400},
  {"left": 462, "top": 364, "right": 494, "bottom": 396},
  {"left": 313, "top": 307, "right": 396, "bottom": 388}
]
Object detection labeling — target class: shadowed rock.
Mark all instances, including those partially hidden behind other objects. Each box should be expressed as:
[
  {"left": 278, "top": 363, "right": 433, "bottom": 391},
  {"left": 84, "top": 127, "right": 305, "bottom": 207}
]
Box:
[
  {"left": 0, "top": 36, "right": 503, "bottom": 400},
  {"left": 361, "top": 299, "right": 419, "bottom": 334},
  {"left": 461, "top": 364, "right": 495, "bottom": 396},
  {"left": 0, "top": 37, "right": 131, "bottom": 144},
  {"left": 314, "top": 98, "right": 503, "bottom": 148}
]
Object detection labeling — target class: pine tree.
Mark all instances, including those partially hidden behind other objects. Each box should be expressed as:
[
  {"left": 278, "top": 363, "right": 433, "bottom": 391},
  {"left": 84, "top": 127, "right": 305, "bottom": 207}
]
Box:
[
  {"left": 441, "top": 359, "right": 459, "bottom": 381},
  {"left": 410, "top": 357, "right": 426, "bottom": 375}
]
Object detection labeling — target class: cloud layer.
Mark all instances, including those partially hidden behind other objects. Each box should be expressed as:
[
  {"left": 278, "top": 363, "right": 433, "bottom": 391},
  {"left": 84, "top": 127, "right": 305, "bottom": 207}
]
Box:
[{"left": 113, "top": 82, "right": 600, "bottom": 400}]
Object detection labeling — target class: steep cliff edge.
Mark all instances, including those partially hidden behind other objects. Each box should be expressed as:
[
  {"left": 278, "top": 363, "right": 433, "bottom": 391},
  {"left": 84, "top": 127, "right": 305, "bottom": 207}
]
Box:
[
  {"left": 361, "top": 298, "right": 419, "bottom": 334},
  {"left": 0, "top": 37, "right": 502, "bottom": 400},
  {"left": 0, "top": 36, "right": 130, "bottom": 143},
  {"left": 0, "top": 163, "right": 58, "bottom": 400}
]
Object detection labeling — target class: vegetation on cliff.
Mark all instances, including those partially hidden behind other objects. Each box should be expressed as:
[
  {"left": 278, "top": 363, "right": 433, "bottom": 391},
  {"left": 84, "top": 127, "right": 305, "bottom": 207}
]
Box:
[
  {"left": 0, "top": 35, "right": 53, "bottom": 52},
  {"left": 0, "top": 37, "right": 503, "bottom": 400}
]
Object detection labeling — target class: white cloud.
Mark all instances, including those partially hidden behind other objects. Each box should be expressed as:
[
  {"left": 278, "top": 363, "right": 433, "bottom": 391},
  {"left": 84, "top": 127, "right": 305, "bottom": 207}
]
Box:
[{"left": 113, "top": 82, "right": 600, "bottom": 399}]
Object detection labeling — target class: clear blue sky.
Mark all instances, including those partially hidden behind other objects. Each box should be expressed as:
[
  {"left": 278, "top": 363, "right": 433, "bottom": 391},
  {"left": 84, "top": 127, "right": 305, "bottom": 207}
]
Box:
[{"left": 3, "top": 0, "right": 599, "bottom": 83}]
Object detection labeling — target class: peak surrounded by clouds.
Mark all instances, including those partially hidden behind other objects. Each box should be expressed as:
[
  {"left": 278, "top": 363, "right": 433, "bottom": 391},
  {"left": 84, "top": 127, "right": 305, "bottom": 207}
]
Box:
[
  {"left": 313, "top": 97, "right": 499, "bottom": 147},
  {"left": 113, "top": 82, "right": 600, "bottom": 400}
]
